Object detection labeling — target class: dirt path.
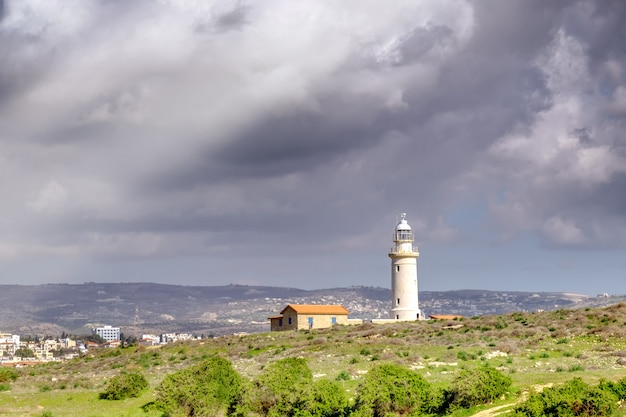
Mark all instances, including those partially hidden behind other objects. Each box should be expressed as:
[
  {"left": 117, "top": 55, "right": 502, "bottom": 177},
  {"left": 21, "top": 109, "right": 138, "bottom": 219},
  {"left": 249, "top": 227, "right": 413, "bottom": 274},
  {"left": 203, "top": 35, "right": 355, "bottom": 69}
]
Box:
[
  {"left": 471, "top": 403, "right": 513, "bottom": 417},
  {"left": 469, "top": 384, "right": 554, "bottom": 417}
]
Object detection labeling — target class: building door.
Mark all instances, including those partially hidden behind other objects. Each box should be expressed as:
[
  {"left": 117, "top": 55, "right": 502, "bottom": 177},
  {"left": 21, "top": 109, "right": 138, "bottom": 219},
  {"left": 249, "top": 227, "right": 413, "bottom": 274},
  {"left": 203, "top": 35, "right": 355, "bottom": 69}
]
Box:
[{"left": 308, "top": 317, "right": 313, "bottom": 329}]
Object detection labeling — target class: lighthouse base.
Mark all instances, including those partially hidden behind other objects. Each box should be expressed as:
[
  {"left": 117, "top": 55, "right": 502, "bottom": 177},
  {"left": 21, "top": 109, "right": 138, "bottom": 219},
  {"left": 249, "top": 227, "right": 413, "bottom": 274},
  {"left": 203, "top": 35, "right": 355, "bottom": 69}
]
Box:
[{"left": 390, "top": 308, "right": 423, "bottom": 321}]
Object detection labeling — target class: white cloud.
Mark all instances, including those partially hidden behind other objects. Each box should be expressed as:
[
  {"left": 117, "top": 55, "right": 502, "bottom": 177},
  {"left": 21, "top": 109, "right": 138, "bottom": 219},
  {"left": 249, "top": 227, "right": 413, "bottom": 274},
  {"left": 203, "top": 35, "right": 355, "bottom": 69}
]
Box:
[
  {"left": 485, "top": 23, "right": 626, "bottom": 244},
  {"left": 541, "top": 216, "right": 585, "bottom": 245},
  {"left": 27, "top": 179, "right": 68, "bottom": 214}
]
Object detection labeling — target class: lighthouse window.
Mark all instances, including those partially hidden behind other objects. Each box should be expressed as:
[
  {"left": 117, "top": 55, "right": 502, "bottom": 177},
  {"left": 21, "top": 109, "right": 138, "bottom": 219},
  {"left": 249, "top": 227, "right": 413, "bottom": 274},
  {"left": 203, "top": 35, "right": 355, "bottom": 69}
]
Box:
[
  {"left": 396, "top": 265, "right": 400, "bottom": 272},
  {"left": 397, "top": 298, "right": 400, "bottom": 305}
]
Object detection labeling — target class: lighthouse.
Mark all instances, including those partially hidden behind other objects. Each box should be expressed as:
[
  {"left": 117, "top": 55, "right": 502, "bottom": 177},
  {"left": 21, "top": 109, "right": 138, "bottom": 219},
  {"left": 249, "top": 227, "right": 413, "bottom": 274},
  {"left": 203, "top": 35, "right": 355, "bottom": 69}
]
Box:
[{"left": 389, "top": 213, "right": 422, "bottom": 320}]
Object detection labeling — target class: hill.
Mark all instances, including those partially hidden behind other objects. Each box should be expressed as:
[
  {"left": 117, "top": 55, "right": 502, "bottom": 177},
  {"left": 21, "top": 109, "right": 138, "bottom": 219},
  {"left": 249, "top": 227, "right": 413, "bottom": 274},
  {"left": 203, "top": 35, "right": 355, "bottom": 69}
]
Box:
[
  {"left": 2, "top": 303, "right": 626, "bottom": 416},
  {"left": 1, "top": 282, "right": 623, "bottom": 336}
]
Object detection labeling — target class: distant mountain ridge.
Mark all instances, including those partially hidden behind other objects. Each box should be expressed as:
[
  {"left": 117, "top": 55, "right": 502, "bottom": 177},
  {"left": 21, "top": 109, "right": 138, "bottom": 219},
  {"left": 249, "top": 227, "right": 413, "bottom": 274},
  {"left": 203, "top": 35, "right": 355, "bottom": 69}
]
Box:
[{"left": 0, "top": 283, "right": 622, "bottom": 336}]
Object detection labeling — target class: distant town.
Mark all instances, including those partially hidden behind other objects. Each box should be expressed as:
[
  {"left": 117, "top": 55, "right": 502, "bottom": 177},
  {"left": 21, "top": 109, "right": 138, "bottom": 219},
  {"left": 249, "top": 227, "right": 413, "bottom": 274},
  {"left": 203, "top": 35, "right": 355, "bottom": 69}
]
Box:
[{"left": 0, "top": 326, "right": 207, "bottom": 366}]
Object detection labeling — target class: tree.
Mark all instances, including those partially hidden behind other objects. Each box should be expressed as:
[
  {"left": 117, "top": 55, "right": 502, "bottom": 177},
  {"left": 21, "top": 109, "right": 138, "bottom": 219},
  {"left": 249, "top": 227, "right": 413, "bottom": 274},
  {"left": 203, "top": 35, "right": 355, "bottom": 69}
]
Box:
[
  {"left": 83, "top": 333, "right": 106, "bottom": 344},
  {"left": 119, "top": 333, "right": 137, "bottom": 347},
  {"left": 352, "top": 363, "right": 434, "bottom": 417},
  {"left": 14, "top": 348, "right": 35, "bottom": 358},
  {"left": 153, "top": 356, "right": 242, "bottom": 417}
]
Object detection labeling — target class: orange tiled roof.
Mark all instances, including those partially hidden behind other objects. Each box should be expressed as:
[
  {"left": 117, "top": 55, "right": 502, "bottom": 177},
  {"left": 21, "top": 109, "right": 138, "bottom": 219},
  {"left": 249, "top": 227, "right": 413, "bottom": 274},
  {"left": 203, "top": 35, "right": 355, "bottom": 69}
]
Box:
[
  {"left": 429, "top": 314, "right": 463, "bottom": 320},
  {"left": 280, "top": 304, "right": 349, "bottom": 315}
]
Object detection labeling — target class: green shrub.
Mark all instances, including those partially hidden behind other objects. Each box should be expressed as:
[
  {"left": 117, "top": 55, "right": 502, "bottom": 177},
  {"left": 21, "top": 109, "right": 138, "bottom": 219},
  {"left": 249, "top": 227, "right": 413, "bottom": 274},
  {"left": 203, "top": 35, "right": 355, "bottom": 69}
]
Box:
[
  {"left": 598, "top": 376, "right": 626, "bottom": 400},
  {"left": 0, "top": 383, "right": 10, "bottom": 391},
  {"left": 236, "top": 357, "right": 349, "bottom": 417},
  {"left": 513, "top": 378, "right": 617, "bottom": 417},
  {"left": 443, "top": 366, "right": 512, "bottom": 410},
  {"left": 153, "top": 356, "right": 241, "bottom": 417},
  {"left": 99, "top": 372, "right": 149, "bottom": 400},
  {"left": 238, "top": 357, "right": 314, "bottom": 416},
  {"left": 307, "top": 379, "right": 350, "bottom": 417},
  {"left": 457, "top": 351, "right": 467, "bottom": 361},
  {"left": 0, "top": 368, "right": 19, "bottom": 383},
  {"left": 353, "top": 363, "right": 435, "bottom": 416},
  {"left": 335, "top": 370, "right": 351, "bottom": 381}
]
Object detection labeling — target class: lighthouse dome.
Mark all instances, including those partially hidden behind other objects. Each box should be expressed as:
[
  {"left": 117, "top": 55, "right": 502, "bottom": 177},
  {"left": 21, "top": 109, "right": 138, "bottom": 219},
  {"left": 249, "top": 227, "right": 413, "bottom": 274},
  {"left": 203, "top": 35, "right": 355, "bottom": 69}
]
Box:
[
  {"left": 396, "top": 218, "right": 411, "bottom": 231},
  {"left": 396, "top": 213, "right": 411, "bottom": 231}
]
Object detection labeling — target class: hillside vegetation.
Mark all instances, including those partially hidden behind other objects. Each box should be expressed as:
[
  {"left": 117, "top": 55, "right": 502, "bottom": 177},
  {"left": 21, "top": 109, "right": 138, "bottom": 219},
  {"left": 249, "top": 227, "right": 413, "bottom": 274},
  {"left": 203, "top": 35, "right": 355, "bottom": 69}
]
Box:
[{"left": 2, "top": 303, "right": 626, "bottom": 416}]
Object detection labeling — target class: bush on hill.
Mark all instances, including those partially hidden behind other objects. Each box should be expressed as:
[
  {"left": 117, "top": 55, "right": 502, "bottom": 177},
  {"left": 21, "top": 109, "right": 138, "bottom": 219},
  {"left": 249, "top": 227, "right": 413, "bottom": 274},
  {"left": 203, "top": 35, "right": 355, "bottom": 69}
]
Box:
[
  {"left": 99, "top": 371, "right": 149, "bottom": 400},
  {"left": 442, "top": 366, "right": 512, "bottom": 411},
  {"left": 352, "top": 363, "right": 435, "bottom": 416},
  {"left": 598, "top": 376, "right": 626, "bottom": 401},
  {"left": 307, "top": 379, "right": 350, "bottom": 417},
  {"left": 153, "top": 356, "right": 242, "bottom": 417},
  {"left": 0, "top": 368, "right": 20, "bottom": 392},
  {"left": 236, "top": 357, "right": 349, "bottom": 417},
  {"left": 0, "top": 368, "right": 19, "bottom": 383},
  {"left": 513, "top": 377, "right": 618, "bottom": 417}
]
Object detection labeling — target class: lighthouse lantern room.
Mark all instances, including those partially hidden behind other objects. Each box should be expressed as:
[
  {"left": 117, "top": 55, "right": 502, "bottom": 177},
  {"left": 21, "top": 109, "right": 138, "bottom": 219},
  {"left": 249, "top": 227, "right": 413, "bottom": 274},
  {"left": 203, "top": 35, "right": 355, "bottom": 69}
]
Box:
[{"left": 389, "top": 213, "right": 422, "bottom": 320}]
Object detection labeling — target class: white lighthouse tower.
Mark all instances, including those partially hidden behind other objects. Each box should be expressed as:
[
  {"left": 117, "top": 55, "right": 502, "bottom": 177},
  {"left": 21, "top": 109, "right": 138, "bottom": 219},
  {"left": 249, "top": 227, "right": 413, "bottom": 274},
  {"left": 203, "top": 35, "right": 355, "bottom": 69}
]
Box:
[{"left": 389, "top": 213, "right": 422, "bottom": 320}]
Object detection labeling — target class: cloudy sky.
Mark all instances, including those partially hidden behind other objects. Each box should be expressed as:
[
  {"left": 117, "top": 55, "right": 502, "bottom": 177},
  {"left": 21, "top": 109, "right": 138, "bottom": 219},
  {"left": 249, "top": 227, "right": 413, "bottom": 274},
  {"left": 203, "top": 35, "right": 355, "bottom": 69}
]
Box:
[{"left": 1, "top": 0, "right": 625, "bottom": 295}]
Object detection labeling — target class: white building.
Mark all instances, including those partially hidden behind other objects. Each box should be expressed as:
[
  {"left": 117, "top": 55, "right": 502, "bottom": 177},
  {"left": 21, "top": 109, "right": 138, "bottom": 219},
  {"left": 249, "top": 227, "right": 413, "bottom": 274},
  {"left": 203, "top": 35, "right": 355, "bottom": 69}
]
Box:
[
  {"left": 95, "top": 325, "right": 120, "bottom": 342},
  {"left": 161, "top": 333, "right": 194, "bottom": 343},
  {"left": 0, "top": 333, "right": 19, "bottom": 357},
  {"left": 389, "top": 213, "right": 423, "bottom": 320}
]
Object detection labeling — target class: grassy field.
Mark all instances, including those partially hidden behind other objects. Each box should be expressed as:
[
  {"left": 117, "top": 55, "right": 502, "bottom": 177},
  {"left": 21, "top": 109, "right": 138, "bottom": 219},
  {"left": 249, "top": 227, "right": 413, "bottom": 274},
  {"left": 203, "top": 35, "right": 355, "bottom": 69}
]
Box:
[{"left": 2, "top": 303, "right": 626, "bottom": 416}]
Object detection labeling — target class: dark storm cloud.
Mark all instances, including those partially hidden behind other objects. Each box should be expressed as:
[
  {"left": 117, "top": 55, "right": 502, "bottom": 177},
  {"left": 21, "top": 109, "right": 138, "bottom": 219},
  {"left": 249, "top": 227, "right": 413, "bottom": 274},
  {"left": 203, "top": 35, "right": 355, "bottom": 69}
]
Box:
[
  {"left": 468, "top": 0, "right": 568, "bottom": 57},
  {"left": 0, "top": 32, "right": 49, "bottom": 109},
  {"left": 163, "top": 102, "right": 394, "bottom": 188},
  {"left": 212, "top": 1, "right": 251, "bottom": 32},
  {"left": 567, "top": 1, "right": 626, "bottom": 64},
  {"left": 393, "top": 24, "right": 456, "bottom": 66}
]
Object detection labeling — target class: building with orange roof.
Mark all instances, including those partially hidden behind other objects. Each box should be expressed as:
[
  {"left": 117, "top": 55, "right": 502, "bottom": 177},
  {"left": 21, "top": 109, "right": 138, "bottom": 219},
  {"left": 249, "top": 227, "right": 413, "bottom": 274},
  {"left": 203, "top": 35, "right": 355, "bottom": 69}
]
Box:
[
  {"left": 429, "top": 314, "right": 463, "bottom": 320},
  {"left": 269, "top": 304, "right": 350, "bottom": 331}
]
